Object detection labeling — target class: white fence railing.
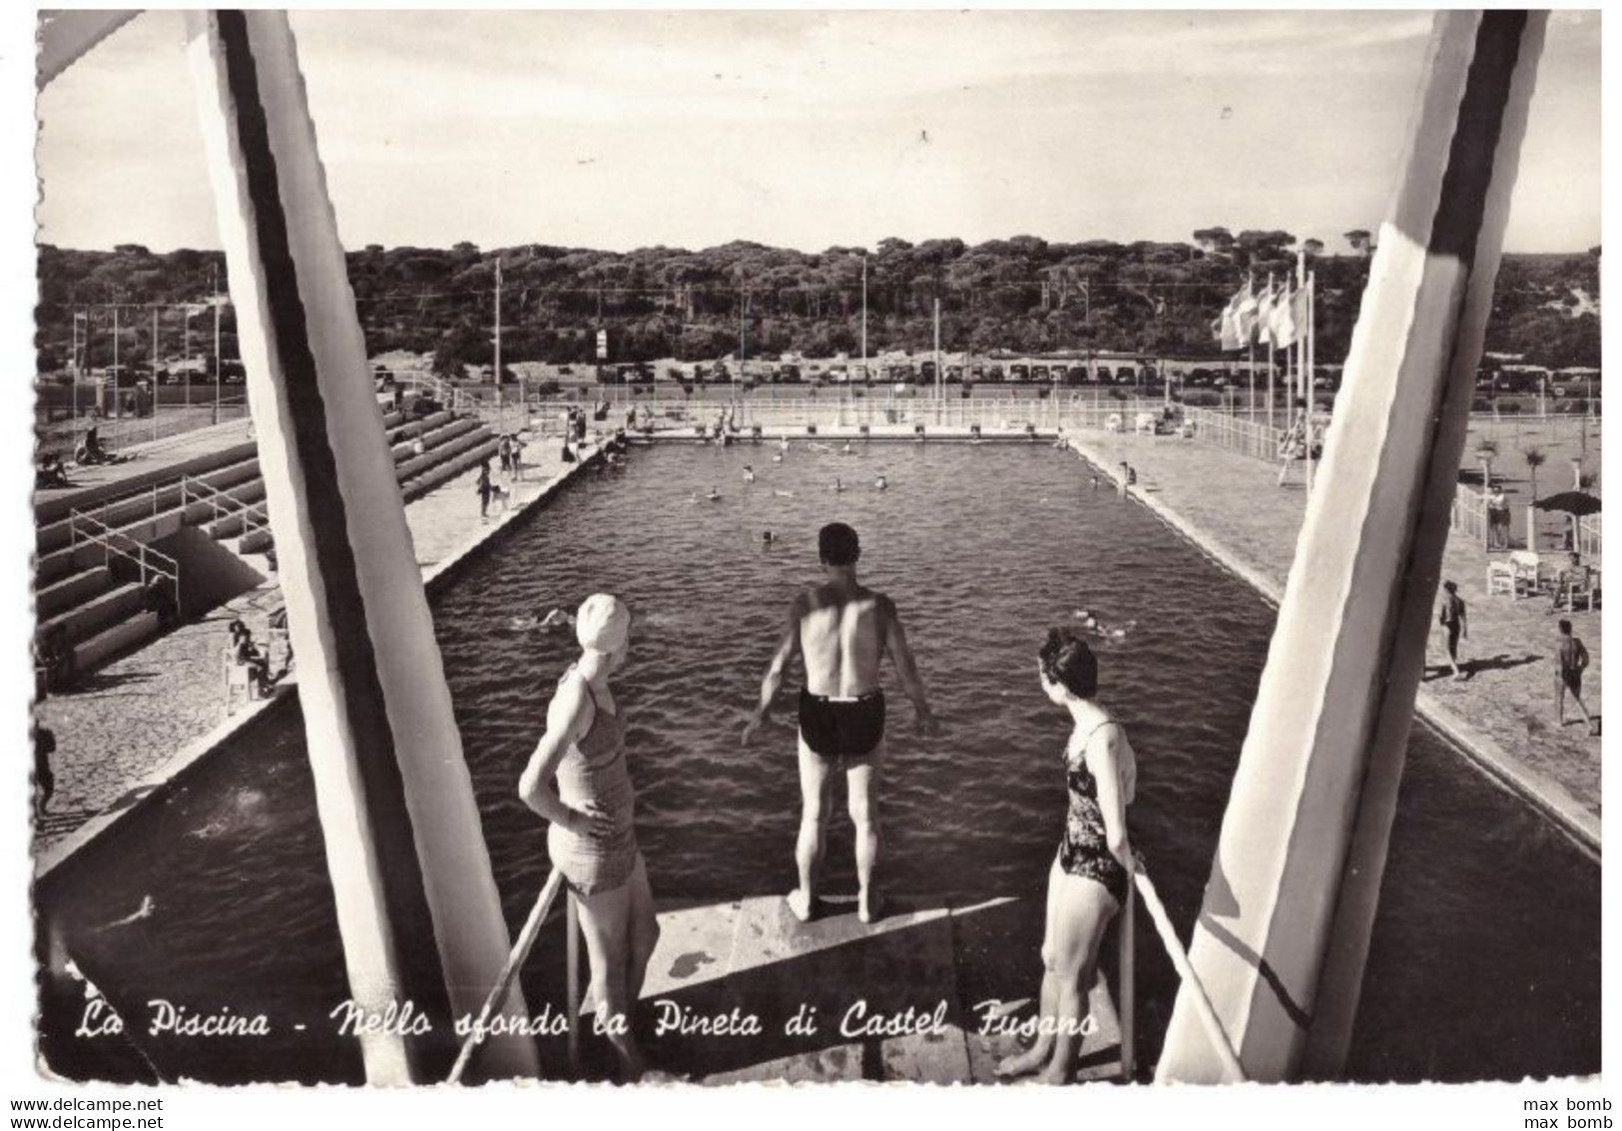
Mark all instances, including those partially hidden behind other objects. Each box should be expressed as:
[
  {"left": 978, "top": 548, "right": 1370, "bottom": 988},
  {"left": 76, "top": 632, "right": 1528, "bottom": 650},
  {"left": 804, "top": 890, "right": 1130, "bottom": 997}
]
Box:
[
  {"left": 1181, "top": 406, "right": 1290, "bottom": 463},
  {"left": 1577, "top": 514, "right": 1602, "bottom": 558},
  {"left": 1450, "top": 483, "right": 1490, "bottom": 547}
]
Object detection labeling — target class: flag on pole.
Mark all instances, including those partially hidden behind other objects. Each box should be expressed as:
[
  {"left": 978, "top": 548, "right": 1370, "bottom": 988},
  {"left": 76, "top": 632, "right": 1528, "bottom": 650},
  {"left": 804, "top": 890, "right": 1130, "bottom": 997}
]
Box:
[
  {"left": 1218, "top": 288, "right": 1243, "bottom": 350},
  {"left": 1234, "top": 277, "right": 1260, "bottom": 344},
  {"left": 1274, "top": 284, "right": 1300, "bottom": 348},
  {"left": 1255, "top": 281, "right": 1278, "bottom": 347}
]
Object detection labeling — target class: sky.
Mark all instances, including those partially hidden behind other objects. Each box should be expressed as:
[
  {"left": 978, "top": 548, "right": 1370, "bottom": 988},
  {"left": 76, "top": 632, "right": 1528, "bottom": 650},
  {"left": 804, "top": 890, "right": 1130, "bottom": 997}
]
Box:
[{"left": 34, "top": 8, "right": 1603, "bottom": 255}]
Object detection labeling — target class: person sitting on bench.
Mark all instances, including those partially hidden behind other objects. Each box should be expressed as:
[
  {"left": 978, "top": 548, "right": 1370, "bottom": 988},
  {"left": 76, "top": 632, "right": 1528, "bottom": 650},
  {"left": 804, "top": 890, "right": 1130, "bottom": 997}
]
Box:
[{"left": 227, "top": 619, "right": 271, "bottom": 696}]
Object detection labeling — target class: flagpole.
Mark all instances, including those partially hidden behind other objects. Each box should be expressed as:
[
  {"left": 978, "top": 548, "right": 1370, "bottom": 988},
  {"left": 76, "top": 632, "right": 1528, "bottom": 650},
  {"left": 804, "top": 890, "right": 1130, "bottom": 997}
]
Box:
[
  {"left": 1306, "top": 270, "right": 1317, "bottom": 493},
  {"left": 1248, "top": 340, "right": 1255, "bottom": 425},
  {"left": 1266, "top": 273, "right": 1275, "bottom": 433}
]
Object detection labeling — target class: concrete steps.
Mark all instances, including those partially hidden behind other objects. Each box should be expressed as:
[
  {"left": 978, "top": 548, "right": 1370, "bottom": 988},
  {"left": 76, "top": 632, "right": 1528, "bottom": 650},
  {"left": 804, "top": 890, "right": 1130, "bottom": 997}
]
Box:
[
  {"left": 401, "top": 436, "right": 500, "bottom": 502},
  {"left": 32, "top": 407, "right": 490, "bottom": 680},
  {"left": 72, "top": 610, "right": 161, "bottom": 671},
  {"left": 36, "top": 565, "right": 111, "bottom": 621},
  {"left": 37, "top": 582, "right": 145, "bottom": 648}
]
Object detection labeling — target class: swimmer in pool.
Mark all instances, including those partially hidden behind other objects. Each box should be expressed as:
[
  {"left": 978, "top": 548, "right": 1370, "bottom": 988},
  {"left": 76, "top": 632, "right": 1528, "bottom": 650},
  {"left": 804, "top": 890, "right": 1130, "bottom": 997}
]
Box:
[
  {"left": 1091, "top": 474, "right": 1100, "bottom": 490},
  {"left": 1073, "top": 608, "right": 1135, "bottom": 641},
  {"left": 707, "top": 486, "right": 722, "bottom": 502},
  {"left": 774, "top": 489, "right": 795, "bottom": 498},
  {"left": 842, "top": 442, "right": 853, "bottom": 455},
  {"left": 773, "top": 453, "right": 785, "bottom": 464},
  {"left": 743, "top": 465, "right": 756, "bottom": 483},
  {"left": 779, "top": 436, "right": 791, "bottom": 452},
  {"left": 510, "top": 608, "right": 575, "bottom": 633},
  {"left": 832, "top": 478, "right": 845, "bottom": 493},
  {"left": 874, "top": 475, "right": 888, "bottom": 490},
  {"left": 762, "top": 531, "right": 775, "bottom": 545}
]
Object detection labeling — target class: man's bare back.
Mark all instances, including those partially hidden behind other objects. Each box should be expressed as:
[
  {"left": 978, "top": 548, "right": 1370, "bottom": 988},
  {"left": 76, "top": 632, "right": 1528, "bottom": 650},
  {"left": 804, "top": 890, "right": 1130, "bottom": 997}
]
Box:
[{"left": 796, "top": 581, "right": 892, "bottom": 699}]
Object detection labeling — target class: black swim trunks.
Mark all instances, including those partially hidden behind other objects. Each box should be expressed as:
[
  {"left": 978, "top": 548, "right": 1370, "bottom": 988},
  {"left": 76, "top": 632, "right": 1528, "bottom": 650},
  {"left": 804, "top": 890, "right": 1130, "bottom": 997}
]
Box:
[{"left": 798, "top": 689, "right": 886, "bottom": 761}]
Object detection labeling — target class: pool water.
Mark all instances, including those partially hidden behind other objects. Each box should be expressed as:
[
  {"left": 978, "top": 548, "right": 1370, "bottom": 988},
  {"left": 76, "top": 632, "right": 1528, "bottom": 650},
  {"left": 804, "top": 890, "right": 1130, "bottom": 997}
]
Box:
[{"left": 37, "top": 442, "right": 1599, "bottom": 1083}]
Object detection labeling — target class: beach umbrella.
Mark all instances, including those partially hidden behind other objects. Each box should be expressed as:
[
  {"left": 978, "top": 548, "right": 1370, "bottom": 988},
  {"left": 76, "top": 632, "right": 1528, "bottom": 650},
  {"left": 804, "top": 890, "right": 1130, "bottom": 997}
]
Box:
[{"left": 1534, "top": 491, "right": 1601, "bottom": 518}]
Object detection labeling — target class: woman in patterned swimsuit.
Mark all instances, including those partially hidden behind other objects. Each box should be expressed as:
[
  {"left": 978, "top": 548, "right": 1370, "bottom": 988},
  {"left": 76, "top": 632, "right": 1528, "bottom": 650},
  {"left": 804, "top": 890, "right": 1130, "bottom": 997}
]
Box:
[
  {"left": 519, "top": 594, "right": 661, "bottom": 1082},
  {"left": 998, "top": 627, "right": 1136, "bottom": 1084}
]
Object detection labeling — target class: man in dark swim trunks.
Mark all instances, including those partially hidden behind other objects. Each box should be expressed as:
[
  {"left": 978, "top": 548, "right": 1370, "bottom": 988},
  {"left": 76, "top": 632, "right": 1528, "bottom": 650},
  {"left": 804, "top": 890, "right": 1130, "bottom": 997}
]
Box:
[
  {"left": 1556, "top": 619, "right": 1596, "bottom": 735},
  {"left": 1437, "top": 579, "right": 1468, "bottom": 680},
  {"left": 741, "top": 522, "right": 939, "bottom": 924}
]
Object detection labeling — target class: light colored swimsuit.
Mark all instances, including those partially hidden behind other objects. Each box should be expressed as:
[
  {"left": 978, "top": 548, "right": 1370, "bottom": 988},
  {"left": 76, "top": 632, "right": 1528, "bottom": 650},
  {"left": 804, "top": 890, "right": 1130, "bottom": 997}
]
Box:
[{"left": 546, "top": 669, "right": 638, "bottom": 896}]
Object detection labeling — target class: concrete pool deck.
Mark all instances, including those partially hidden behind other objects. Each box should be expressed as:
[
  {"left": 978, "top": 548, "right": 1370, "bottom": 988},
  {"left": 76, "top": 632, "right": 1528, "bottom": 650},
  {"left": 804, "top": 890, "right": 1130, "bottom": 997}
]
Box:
[
  {"left": 505, "top": 892, "right": 1126, "bottom": 1084},
  {"left": 33, "top": 440, "right": 599, "bottom": 875},
  {"left": 1066, "top": 430, "right": 1601, "bottom": 852}
]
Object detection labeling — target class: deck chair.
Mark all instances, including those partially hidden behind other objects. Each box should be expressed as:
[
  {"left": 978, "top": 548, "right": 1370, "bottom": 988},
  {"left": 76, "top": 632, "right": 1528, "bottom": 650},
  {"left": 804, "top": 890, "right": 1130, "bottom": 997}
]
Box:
[
  {"left": 1509, "top": 550, "right": 1546, "bottom": 596},
  {"left": 1485, "top": 560, "right": 1517, "bottom": 598}
]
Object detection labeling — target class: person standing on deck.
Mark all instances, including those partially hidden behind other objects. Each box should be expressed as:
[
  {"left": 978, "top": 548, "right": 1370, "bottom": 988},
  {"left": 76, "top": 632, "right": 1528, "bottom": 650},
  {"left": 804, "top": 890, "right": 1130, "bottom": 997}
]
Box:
[
  {"left": 518, "top": 595, "right": 665, "bottom": 1082},
  {"left": 1487, "top": 481, "right": 1510, "bottom": 549},
  {"left": 997, "top": 629, "right": 1135, "bottom": 1085},
  {"left": 741, "top": 522, "right": 940, "bottom": 924},
  {"left": 475, "top": 461, "right": 495, "bottom": 520},
  {"left": 1437, "top": 579, "right": 1468, "bottom": 680},
  {"left": 1556, "top": 619, "right": 1596, "bottom": 735}
]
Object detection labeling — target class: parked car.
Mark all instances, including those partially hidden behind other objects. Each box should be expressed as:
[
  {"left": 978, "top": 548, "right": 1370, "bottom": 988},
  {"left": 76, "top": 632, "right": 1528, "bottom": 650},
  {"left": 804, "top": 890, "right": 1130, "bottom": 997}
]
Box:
[
  {"left": 1031, "top": 365, "right": 1050, "bottom": 382},
  {"left": 1010, "top": 364, "right": 1030, "bottom": 382},
  {"left": 986, "top": 365, "right": 1004, "bottom": 382},
  {"left": 945, "top": 366, "right": 963, "bottom": 384}
]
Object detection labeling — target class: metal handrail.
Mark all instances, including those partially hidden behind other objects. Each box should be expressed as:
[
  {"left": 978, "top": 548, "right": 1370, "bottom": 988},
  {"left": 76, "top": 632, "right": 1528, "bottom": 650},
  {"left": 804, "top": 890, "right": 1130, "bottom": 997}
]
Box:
[
  {"left": 181, "top": 474, "right": 269, "bottom": 542},
  {"left": 1126, "top": 862, "right": 1246, "bottom": 1082},
  {"left": 67, "top": 505, "right": 180, "bottom": 607},
  {"left": 447, "top": 867, "right": 565, "bottom": 1084}
]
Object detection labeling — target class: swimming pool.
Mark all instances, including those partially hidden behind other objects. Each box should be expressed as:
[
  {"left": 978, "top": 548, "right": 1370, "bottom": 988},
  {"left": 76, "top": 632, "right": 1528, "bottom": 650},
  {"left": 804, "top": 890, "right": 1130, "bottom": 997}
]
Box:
[{"left": 36, "top": 441, "right": 1599, "bottom": 1083}]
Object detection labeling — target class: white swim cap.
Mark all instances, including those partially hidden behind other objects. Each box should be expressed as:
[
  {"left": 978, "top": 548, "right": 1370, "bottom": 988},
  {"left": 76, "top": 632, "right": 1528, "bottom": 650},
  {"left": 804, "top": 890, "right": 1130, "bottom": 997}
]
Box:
[{"left": 576, "top": 593, "right": 630, "bottom": 654}]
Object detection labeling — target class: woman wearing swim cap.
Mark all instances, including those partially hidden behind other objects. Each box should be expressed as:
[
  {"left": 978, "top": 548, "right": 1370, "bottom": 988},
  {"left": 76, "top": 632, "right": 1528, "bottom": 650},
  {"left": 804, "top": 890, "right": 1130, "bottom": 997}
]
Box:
[{"left": 519, "top": 593, "right": 661, "bottom": 1081}]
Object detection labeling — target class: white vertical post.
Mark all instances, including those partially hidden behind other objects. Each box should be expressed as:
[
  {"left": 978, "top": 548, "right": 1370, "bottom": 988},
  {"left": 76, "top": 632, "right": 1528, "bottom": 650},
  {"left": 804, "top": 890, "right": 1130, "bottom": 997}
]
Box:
[
  {"left": 71, "top": 311, "right": 80, "bottom": 428},
  {"left": 1306, "top": 272, "right": 1318, "bottom": 492},
  {"left": 493, "top": 257, "right": 502, "bottom": 431},
  {"left": 1157, "top": 11, "right": 1546, "bottom": 1083},
  {"left": 186, "top": 10, "right": 539, "bottom": 1084},
  {"left": 1266, "top": 273, "right": 1276, "bottom": 434},
  {"left": 860, "top": 254, "right": 868, "bottom": 375},
  {"left": 152, "top": 306, "right": 160, "bottom": 442},
  {"left": 213, "top": 295, "right": 222, "bottom": 424},
  {"left": 933, "top": 297, "right": 942, "bottom": 407},
  {"left": 111, "top": 304, "right": 120, "bottom": 432}
]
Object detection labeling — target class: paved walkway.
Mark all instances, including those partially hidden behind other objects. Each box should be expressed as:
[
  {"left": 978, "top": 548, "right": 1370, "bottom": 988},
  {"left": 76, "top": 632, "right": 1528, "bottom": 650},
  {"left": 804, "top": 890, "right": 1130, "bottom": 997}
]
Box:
[
  {"left": 34, "top": 416, "right": 256, "bottom": 514},
  {"left": 1074, "top": 429, "right": 1601, "bottom": 830},
  {"left": 34, "top": 443, "right": 582, "bottom": 854}
]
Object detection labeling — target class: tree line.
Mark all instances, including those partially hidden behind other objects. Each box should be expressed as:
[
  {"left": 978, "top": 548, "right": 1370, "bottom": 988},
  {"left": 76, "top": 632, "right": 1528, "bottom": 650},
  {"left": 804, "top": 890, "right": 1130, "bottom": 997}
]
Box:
[{"left": 35, "top": 233, "right": 1599, "bottom": 378}]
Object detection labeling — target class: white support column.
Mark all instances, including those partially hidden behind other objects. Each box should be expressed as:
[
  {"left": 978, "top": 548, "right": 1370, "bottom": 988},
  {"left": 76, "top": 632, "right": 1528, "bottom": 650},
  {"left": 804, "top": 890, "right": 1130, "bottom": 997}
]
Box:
[
  {"left": 1156, "top": 10, "right": 1545, "bottom": 1083},
  {"left": 186, "top": 11, "right": 538, "bottom": 1084}
]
